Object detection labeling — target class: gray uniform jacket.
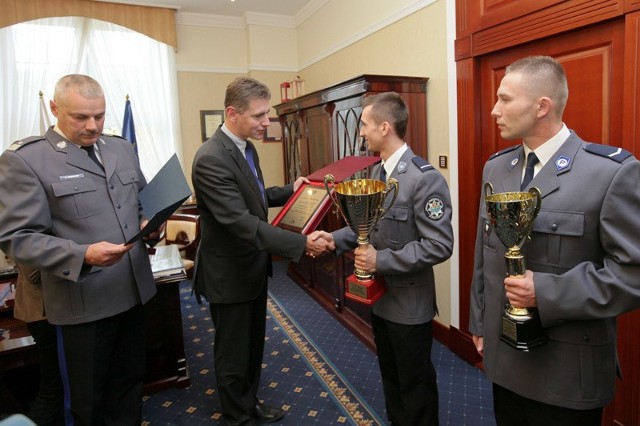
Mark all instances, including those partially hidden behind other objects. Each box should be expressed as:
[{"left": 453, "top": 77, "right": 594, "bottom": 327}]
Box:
[
  {"left": 0, "top": 129, "right": 156, "bottom": 325},
  {"left": 191, "top": 128, "right": 307, "bottom": 304},
  {"left": 469, "top": 131, "right": 640, "bottom": 410},
  {"left": 333, "top": 147, "right": 454, "bottom": 325}
]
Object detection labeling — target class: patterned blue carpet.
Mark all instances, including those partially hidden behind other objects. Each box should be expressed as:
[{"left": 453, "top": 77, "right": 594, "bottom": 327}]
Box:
[{"left": 141, "top": 260, "right": 495, "bottom": 425}]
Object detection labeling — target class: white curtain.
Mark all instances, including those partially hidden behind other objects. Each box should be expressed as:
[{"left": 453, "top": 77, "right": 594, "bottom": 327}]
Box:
[{"left": 0, "top": 16, "right": 182, "bottom": 180}]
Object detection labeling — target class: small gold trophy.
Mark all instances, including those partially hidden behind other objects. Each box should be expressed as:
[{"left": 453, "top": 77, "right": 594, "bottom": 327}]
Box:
[
  {"left": 484, "top": 182, "right": 546, "bottom": 351},
  {"left": 324, "top": 174, "right": 399, "bottom": 305}
]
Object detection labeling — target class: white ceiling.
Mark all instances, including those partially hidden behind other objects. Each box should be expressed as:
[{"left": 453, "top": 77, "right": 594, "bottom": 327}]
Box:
[{"left": 102, "top": 0, "right": 314, "bottom": 17}]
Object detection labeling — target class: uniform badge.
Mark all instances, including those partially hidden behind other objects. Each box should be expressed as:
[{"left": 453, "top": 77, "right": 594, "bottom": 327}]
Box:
[
  {"left": 555, "top": 155, "right": 571, "bottom": 171},
  {"left": 425, "top": 197, "right": 445, "bottom": 220},
  {"left": 398, "top": 161, "right": 407, "bottom": 173},
  {"left": 56, "top": 141, "right": 67, "bottom": 149},
  {"left": 510, "top": 157, "right": 519, "bottom": 168}
]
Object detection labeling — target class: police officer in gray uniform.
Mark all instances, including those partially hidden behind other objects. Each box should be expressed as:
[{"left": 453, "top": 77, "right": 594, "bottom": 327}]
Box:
[
  {"left": 0, "top": 74, "right": 158, "bottom": 425},
  {"left": 470, "top": 56, "right": 640, "bottom": 425},
  {"left": 314, "top": 92, "right": 454, "bottom": 426}
]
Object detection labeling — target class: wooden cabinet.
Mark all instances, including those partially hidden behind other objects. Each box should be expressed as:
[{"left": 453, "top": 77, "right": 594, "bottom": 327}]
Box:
[{"left": 274, "top": 75, "right": 428, "bottom": 349}]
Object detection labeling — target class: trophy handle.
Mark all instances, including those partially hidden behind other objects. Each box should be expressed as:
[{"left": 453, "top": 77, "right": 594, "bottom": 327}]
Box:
[
  {"left": 324, "top": 174, "right": 346, "bottom": 219},
  {"left": 379, "top": 178, "right": 399, "bottom": 219},
  {"left": 529, "top": 187, "right": 542, "bottom": 218},
  {"left": 484, "top": 182, "right": 494, "bottom": 197}
]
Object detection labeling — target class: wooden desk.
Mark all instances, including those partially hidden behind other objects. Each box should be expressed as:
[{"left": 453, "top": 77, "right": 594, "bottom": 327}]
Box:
[{"left": 0, "top": 275, "right": 190, "bottom": 394}]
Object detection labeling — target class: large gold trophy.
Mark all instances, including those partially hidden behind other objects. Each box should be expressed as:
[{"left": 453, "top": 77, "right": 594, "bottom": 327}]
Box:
[
  {"left": 324, "top": 174, "right": 399, "bottom": 305},
  {"left": 484, "top": 183, "right": 546, "bottom": 351}
]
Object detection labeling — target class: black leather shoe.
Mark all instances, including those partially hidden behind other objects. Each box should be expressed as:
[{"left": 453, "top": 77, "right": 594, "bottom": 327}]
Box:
[{"left": 253, "top": 402, "right": 284, "bottom": 423}]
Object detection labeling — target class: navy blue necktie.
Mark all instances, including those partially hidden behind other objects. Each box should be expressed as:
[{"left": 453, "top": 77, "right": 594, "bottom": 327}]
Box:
[
  {"left": 82, "top": 145, "right": 104, "bottom": 171},
  {"left": 245, "top": 144, "right": 265, "bottom": 202},
  {"left": 379, "top": 164, "right": 387, "bottom": 183},
  {"left": 521, "top": 152, "right": 539, "bottom": 190}
]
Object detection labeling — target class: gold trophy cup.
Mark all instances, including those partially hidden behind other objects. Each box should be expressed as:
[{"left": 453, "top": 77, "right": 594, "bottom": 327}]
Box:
[
  {"left": 484, "top": 182, "right": 546, "bottom": 351},
  {"left": 324, "top": 174, "right": 399, "bottom": 305}
]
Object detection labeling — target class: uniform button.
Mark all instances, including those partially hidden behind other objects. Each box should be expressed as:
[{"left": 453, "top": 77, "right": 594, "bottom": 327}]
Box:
[
  {"left": 583, "top": 335, "right": 590, "bottom": 342},
  {"left": 116, "top": 204, "right": 121, "bottom": 209},
  {"left": 63, "top": 270, "right": 70, "bottom": 276},
  {"left": 74, "top": 186, "right": 79, "bottom": 191},
  {"left": 110, "top": 185, "right": 115, "bottom": 190},
  {"left": 551, "top": 223, "right": 558, "bottom": 231},
  {"left": 124, "top": 224, "right": 128, "bottom": 229}
]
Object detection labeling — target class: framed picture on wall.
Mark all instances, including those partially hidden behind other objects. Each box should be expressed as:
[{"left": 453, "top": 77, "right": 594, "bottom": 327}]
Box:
[
  {"left": 200, "top": 110, "right": 224, "bottom": 142},
  {"left": 264, "top": 117, "right": 282, "bottom": 142}
]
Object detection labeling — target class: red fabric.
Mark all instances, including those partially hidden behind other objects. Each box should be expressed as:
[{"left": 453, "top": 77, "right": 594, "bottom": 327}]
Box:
[{"left": 307, "top": 156, "right": 380, "bottom": 183}]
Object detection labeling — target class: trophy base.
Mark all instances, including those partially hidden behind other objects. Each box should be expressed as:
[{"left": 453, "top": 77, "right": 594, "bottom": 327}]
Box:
[
  {"left": 500, "top": 309, "right": 547, "bottom": 351},
  {"left": 344, "top": 274, "right": 386, "bottom": 305}
]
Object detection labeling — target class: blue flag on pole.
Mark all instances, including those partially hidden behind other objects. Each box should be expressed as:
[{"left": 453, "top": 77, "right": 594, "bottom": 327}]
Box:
[{"left": 122, "top": 96, "right": 138, "bottom": 155}]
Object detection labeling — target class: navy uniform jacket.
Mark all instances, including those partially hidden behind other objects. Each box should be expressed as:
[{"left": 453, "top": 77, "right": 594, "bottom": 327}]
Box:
[
  {"left": 191, "top": 127, "right": 306, "bottom": 304},
  {"left": 470, "top": 131, "right": 640, "bottom": 409},
  {"left": 0, "top": 128, "right": 156, "bottom": 325},
  {"left": 333, "top": 147, "right": 454, "bottom": 324}
]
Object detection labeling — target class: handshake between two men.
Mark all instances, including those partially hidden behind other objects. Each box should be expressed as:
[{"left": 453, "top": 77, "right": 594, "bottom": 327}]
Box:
[{"left": 303, "top": 230, "right": 378, "bottom": 277}]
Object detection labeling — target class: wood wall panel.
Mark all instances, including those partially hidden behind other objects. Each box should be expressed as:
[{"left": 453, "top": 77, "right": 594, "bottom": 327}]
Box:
[
  {"left": 626, "top": 0, "right": 640, "bottom": 11},
  {"left": 473, "top": 0, "right": 622, "bottom": 57},
  {"left": 623, "top": 12, "right": 640, "bottom": 154},
  {"left": 454, "top": 57, "right": 481, "bottom": 351}
]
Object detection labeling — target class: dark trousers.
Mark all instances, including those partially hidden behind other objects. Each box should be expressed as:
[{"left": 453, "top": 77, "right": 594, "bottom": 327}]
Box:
[
  {"left": 25, "top": 320, "right": 64, "bottom": 426},
  {"left": 493, "top": 383, "right": 603, "bottom": 426},
  {"left": 209, "top": 284, "right": 268, "bottom": 426},
  {"left": 371, "top": 313, "right": 439, "bottom": 426},
  {"left": 57, "top": 304, "right": 146, "bottom": 426}
]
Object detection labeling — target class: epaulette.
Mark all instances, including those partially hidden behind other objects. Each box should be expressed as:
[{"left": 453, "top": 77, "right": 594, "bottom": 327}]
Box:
[
  {"left": 412, "top": 156, "right": 434, "bottom": 172},
  {"left": 6, "top": 136, "right": 45, "bottom": 152},
  {"left": 584, "top": 143, "right": 633, "bottom": 163},
  {"left": 100, "top": 133, "right": 128, "bottom": 141},
  {"left": 488, "top": 144, "right": 519, "bottom": 161}
]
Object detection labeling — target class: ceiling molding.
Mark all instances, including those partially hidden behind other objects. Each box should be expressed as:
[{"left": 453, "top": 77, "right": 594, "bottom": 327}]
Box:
[
  {"left": 245, "top": 12, "right": 296, "bottom": 28},
  {"left": 176, "top": 12, "right": 245, "bottom": 29},
  {"left": 294, "top": 0, "right": 330, "bottom": 26}
]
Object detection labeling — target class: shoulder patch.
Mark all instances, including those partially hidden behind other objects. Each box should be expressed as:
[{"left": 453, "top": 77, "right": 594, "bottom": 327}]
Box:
[
  {"left": 6, "top": 136, "right": 45, "bottom": 152},
  {"left": 411, "top": 156, "right": 434, "bottom": 173},
  {"left": 488, "top": 144, "right": 520, "bottom": 161},
  {"left": 584, "top": 143, "right": 632, "bottom": 163}
]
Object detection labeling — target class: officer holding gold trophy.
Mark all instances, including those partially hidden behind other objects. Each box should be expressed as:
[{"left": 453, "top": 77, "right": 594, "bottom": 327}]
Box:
[
  {"left": 313, "top": 91, "right": 453, "bottom": 426},
  {"left": 470, "top": 56, "right": 640, "bottom": 425}
]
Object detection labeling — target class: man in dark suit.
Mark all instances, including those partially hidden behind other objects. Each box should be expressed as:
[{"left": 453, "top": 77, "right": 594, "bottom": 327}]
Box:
[
  {"left": 0, "top": 74, "right": 160, "bottom": 424},
  {"left": 313, "top": 92, "right": 454, "bottom": 425},
  {"left": 470, "top": 55, "right": 640, "bottom": 425},
  {"left": 191, "top": 77, "right": 331, "bottom": 425}
]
